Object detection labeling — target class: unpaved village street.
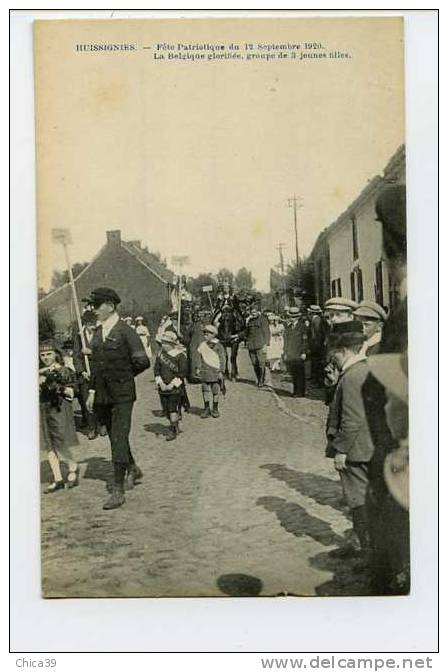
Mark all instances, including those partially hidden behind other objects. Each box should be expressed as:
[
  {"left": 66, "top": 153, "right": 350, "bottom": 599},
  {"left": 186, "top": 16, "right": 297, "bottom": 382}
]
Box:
[{"left": 41, "top": 349, "right": 371, "bottom": 598}]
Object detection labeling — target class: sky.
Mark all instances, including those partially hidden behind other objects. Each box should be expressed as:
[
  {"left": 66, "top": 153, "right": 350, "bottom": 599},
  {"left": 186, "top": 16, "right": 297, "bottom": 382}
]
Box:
[{"left": 35, "top": 17, "right": 404, "bottom": 292}]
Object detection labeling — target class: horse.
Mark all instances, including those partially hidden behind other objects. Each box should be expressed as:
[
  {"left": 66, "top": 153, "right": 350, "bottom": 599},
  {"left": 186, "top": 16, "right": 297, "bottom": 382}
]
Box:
[{"left": 213, "top": 306, "right": 245, "bottom": 380}]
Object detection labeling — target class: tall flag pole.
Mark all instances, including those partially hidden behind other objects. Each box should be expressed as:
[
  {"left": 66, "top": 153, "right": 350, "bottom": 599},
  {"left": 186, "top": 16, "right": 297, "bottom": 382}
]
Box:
[
  {"left": 52, "top": 228, "right": 90, "bottom": 376},
  {"left": 171, "top": 255, "right": 190, "bottom": 336}
]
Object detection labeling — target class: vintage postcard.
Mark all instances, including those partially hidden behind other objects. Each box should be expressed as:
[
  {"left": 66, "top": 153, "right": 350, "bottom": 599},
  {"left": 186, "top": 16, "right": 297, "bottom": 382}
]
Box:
[{"left": 35, "top": 16, "right": 409, "bottom": 598}]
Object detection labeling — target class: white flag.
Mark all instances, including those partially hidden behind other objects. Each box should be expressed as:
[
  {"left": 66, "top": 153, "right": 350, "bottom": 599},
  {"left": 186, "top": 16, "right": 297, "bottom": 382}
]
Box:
[{"left": 51, "top": 228, "right": 72, "bottom": 245}]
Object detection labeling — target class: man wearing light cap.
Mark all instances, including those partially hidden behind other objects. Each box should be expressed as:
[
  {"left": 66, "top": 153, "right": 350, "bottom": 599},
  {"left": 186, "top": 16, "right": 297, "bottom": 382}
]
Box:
[
  {"left": 353, "top": 300, "right": 387, "bottom": 356},
  {"left": 84, "top": 287, "right": 150, "bottom": 509}
]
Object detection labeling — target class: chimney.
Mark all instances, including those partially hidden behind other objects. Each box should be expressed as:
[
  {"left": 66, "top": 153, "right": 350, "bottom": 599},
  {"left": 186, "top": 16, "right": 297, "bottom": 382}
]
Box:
[
  {"left": 106, "top": 230, "right": 121, "bottom": 246},
  {"left": 130, "top": 240, "right": 142, "bottom": 249}
]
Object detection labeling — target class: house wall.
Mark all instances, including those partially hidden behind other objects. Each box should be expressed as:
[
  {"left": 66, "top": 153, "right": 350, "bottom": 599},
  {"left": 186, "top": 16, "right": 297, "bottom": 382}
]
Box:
[
  {"left": 309, "top": 146, "right": 406, "bottom": 309},
  {"left": 328, "top": 196, "right": 386, "bottom": 304}
]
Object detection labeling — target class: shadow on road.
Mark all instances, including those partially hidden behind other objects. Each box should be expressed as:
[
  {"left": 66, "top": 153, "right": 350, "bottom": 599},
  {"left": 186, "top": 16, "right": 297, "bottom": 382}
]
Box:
[
  {"left": 183, "top": 406, "right": 205, "bottom": 417},
  {"left": 260, "top": 464, "right": 347, "bottom": 513},
  {"left": 309, "top": 550, "right": 372, "bottom": 596},
  {"left": 217, "top": 573, "right": 263, "bottom": 597},
  {"left": 143, "top": 422, "right": 171, "bottom": 438},
  {"left": 83, "top": 456, "right": 114, "bottom": 483},
  {"left": 257, "top": 495, "right": 345, "bottom": 547}
]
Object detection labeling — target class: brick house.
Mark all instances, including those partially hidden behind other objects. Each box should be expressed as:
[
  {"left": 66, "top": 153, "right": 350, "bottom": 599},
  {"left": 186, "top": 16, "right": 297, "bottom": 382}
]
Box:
[
  {"left": 39, "top": 230, "right": 175, "bottom": 336},
  {"left": 309, "top": 145, "right": 406, "bottom": 310}
]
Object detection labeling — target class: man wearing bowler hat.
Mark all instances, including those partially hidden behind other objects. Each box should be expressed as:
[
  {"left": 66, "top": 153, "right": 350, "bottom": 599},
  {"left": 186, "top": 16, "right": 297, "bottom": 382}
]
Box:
[
  {"left": 353, "top": 300, "right": 388, "bottom": 356},
  {"left": 283, "top": 306, "right": 309, "bottom": 397},
  {"left": 84, "top": 287, "right": 150, "bottom": 510},
  {"left": 323, "top": 297, "right": 358, "bottom": 402},
  {"left": 325, "top": 320, "right": 373, "bottom": 566}
]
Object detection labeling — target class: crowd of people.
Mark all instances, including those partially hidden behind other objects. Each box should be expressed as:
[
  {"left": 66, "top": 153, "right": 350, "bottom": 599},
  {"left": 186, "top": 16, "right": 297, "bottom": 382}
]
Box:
[{"left": 39, "top": 185, "right": 409, "bottom": 595}]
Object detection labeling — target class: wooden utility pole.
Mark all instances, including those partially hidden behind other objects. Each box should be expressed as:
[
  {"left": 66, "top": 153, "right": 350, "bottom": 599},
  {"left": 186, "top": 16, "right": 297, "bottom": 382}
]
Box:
[
  {"left": 276, "top": 242, "right": 286, "bottom": 277},
  {"left": 52, "top": 228, "right": 90, "bottom": 375},
  {"left": 288, "top": 196, "right": 301, "bottom": 268}
]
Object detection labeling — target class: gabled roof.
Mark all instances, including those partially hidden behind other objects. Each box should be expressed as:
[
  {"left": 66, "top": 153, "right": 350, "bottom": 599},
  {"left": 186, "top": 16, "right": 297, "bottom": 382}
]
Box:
[
  {"left": 39, "top": 236, "right": 175, "bottom": 305},
  {"left": 122, "top": 241, "right": 175, "bottom": 284}
]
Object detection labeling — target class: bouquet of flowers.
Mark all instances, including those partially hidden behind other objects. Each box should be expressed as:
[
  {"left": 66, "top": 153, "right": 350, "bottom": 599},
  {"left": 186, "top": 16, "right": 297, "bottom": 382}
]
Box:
[{"left": 39, "top": 365, "right": 76, "bottom": 410}]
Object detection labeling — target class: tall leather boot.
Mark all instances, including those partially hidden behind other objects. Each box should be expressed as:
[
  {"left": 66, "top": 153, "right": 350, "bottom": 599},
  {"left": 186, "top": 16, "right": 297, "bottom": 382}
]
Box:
[{"left": 103, "top": 462, "right": 126, "bottom": 510}]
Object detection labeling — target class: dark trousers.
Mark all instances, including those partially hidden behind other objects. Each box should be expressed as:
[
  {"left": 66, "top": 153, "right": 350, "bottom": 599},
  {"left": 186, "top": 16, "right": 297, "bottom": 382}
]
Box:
[
  {"left": 285, "top": 359, "right": 306, "bottom": 396},
  {"left": 249, "top": 349, "right": 267, "bottom": 384},
  {"left": 310, "top": 346, "right": 324, "bottom": 384},
  {"left": 223, "top": 341, "right": 240, "bottom": 379},
  {"left": 96, "top": 402, "right": 135, "bottom": 464},
  {"left": 367, "top": 485, "right": 410, "bottom": 594}
]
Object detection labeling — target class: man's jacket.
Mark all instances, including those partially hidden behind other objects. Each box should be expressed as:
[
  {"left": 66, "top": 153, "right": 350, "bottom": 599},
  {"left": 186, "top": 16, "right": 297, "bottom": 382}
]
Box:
[
  {"left": 90, "top": 320, "right": 150, "bottom": 405},
  {"left": 245, "top": 314, "right": 270, "bottom": 351},
  {"left": 327, "top": 357, "right": 375, "bottom": 463}
]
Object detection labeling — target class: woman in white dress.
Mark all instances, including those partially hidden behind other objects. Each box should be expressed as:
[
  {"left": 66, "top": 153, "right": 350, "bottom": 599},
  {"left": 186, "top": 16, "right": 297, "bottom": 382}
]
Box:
[
  {"left": 266, "top": 313, "right": 284, "bottom": 372},
  {"left": 135, "top": 316, "right": 152, "bottom": 360}
]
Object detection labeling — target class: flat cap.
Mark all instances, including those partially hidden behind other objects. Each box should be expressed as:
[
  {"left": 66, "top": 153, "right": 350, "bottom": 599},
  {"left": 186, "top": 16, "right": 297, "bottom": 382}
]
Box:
[
  {"left": 203, "top": 324, "right": 218, "bottom": 336},
  {"left": 354, "top": 301, "right": 388, "bottom": 321},
  {"left": 324, "top": 297, "right": 359, "bottom": 311},
  {"left": 84, "top": 287, "right": 121, "bottom": 306}
]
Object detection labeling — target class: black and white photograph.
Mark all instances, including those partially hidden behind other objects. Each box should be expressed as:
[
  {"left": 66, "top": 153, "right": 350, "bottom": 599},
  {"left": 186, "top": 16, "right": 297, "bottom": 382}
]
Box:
[{"left": 32, "top": 15, "right": 413, "bottom": 600}]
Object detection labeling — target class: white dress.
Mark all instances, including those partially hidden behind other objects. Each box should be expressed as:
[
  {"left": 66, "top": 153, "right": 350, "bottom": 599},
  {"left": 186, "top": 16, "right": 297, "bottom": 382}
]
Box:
[
  {"left": 267, "top": 323, "right": 284, "bottom": 360},
  {"left": 135, "top": 324, "right": 152, "bottom": 359}
]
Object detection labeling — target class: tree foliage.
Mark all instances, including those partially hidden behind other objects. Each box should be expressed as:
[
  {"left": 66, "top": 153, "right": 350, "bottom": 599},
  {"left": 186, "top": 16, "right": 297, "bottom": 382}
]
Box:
[
  {"left": 235, "top": 267, "right": 254, "bottom": 290},
  {"left": 38, "top": 309, "right": 56, "bottom": 341},
  {"left": 186, "top": 273, "right": 218, "bottom": 297},
  {"left": 50, "top": 262, "right": 89, "bottom": 290},
  {"left": 216, "top": 268, "right": 235, "bottom": 286}
]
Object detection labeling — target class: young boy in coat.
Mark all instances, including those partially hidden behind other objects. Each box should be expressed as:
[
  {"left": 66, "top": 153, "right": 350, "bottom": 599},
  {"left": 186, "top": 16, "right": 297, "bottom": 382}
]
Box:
[
  {"left": 325, "top": 320, "right": 374, "bottom": 567},
  {"left": 196, "top": 324, "right": 226, "bottom": 418},
  {"left": 154, "top": 331, "right": 189, "bottom": 441}
]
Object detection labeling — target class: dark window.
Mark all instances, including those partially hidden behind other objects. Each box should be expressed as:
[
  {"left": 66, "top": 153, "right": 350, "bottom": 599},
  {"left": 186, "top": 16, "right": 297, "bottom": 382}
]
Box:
[
  {"left": 331, "top": 279, "right": 342, "bottom": 297},
  {"left": 352, "top": 216, "right": 359, "bottom": 261},
  {"left": 375, "top": 260, "right": 384, "bottom": 306},
  {"left": 357, "top": 268, "right": 364, "bottom": 301},
  {"left": 350, "top": 271, "right": 356, "bottom": 301}
]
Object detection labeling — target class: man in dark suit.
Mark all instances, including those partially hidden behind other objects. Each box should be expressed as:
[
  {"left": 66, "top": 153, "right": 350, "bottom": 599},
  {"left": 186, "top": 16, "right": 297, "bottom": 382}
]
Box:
[
  {"left": 283, "top": 306, "right": 309, "bottom": 397},
  {"left": 85, "top": 287, "right": 150, "bottom": 510},
  {"left": 326, "top": 320, "right": 373, "bottom": 566},
  {"left": 245, "top": 303, "right": 270, "bottom": 387}
]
